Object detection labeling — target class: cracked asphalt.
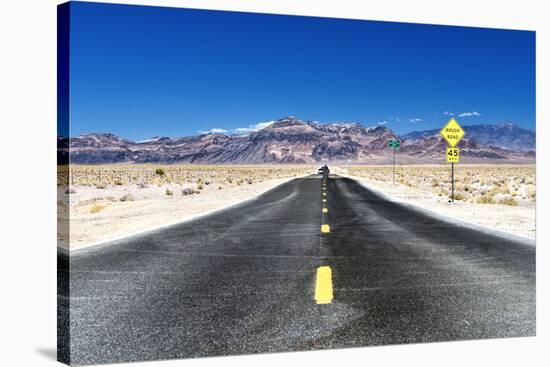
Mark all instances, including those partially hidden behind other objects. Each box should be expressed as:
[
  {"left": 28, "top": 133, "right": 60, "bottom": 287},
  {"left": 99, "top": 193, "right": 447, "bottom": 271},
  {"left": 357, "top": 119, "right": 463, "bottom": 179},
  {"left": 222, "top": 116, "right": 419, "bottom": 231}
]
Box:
[{"left": 58, "top": 175, "right": 535, "bottom": 365}]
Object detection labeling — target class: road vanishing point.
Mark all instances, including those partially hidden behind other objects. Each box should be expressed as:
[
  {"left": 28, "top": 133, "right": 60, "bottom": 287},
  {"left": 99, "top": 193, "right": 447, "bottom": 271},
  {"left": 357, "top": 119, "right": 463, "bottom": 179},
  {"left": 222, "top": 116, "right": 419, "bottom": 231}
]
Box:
[{"left": 58, "top": 174, "right": 535, "bottom": 365}]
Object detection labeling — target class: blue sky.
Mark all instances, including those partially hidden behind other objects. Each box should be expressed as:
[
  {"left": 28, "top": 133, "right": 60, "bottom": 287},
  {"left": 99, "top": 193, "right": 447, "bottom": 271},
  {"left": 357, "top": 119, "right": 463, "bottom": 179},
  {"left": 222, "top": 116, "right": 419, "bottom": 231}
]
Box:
[{"left": 64, "top": 1, "right": 535, "bottom": 140}]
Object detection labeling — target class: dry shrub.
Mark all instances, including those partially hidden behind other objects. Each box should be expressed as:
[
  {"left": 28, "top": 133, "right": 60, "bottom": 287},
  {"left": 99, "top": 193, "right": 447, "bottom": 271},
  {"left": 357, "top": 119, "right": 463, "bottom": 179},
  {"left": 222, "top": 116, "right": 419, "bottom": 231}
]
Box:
[
  {"left": 119, "top": 193, "right": 135, "bottom": 202},
  {"left": 90, "top": 203, "right": 106, "bottom": 213},
  {"left": 452, "top": 192, "right": 465, "bottom": 201},
  {"left": 476, "top": 194, "right": 494, "bottom": 204},
  {"left": 181, "top": 188, "right": 197, "bottom": 196},
  {"left": 497, "top": 197, "right": 518, "bottom": 206}
]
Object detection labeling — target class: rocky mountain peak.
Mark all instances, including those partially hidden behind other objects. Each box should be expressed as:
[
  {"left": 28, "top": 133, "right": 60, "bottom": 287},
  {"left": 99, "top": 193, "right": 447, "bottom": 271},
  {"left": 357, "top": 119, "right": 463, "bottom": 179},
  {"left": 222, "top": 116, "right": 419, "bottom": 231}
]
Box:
[
  {"left": 270, "top": 116, "right": 308, "bottom": 128},
  {"left": 502, "top": 122, "right": 518, "bottom": 130},
  {"left": 365, "top": 125, "right": 391, "bottom": 134}
]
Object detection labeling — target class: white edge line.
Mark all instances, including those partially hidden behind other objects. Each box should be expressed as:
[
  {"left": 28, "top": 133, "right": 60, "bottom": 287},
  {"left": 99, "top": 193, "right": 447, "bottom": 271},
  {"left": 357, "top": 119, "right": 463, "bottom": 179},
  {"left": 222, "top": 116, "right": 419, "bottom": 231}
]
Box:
[{"left": 336, "top": 173, "right": 535, "bottom": 247}]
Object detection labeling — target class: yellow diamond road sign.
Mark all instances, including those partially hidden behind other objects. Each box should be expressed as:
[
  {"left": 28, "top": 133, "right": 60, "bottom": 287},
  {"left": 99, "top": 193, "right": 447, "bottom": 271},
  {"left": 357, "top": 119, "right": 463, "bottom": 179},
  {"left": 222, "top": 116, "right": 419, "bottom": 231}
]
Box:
[{"left": 440, "top": 118, "right": 465, "bottom": 147}]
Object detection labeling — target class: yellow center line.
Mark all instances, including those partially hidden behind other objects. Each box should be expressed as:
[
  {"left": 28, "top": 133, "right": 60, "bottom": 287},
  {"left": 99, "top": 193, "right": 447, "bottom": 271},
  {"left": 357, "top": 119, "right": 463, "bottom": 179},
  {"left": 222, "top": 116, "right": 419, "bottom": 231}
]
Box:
[
  {"left": 315, "top": 266, "right": 333, "bottom": 304},
  {"left": 317, "top": 178, "right": 332, "bottom": 304}
]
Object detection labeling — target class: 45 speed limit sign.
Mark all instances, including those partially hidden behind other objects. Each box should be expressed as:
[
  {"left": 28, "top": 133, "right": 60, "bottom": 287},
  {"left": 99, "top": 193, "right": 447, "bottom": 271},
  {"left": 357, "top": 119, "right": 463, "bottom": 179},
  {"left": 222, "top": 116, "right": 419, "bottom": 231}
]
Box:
[{"left": 446, "top": 147, "right": 460, "bottom": 163}]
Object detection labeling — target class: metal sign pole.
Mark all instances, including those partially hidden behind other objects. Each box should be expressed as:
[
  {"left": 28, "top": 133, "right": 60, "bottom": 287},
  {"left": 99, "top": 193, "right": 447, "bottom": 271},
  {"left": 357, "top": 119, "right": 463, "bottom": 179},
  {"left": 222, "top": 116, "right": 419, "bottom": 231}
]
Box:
[
  {"left": 451, "top": 162, "right": 454, "bottom": 203},
  {"left": 392, "top": 148, "right": 396, "bottom": 185}
]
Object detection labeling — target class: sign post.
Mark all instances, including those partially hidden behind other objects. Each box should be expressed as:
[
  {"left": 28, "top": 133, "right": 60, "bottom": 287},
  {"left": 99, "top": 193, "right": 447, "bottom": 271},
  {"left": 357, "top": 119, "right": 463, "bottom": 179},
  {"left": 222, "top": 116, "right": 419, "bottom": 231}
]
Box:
[
  {"left": 387, "top": 139, "right": 401, "bottom": 185},
  {"left": 440, "top": 118, "right": 465, "bottom": 203}
]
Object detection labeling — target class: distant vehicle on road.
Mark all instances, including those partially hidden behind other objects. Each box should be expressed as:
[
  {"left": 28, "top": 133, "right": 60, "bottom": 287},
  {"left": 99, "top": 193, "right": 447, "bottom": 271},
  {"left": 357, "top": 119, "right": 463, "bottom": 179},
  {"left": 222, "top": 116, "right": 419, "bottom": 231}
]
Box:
[{"left": 318, "top": 165, "right": 330, "bottom": 177}]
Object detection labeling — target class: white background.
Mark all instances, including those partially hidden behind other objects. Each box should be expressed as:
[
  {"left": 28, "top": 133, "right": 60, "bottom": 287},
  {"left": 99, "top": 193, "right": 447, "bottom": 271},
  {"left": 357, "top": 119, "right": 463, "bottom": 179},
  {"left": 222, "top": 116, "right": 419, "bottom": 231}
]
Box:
[{"left": 0, "top": 0, "right": 547, "bottom": 366}]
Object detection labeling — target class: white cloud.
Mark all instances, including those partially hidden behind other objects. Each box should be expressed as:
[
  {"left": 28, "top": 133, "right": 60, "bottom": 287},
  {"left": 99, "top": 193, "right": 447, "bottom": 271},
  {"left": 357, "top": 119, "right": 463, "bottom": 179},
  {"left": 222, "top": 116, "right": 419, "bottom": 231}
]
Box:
[
  {"left": 233, "top": 121, "right": 274, "bottom": 134},
  {"left": 211, "top": 128, "right": 228, "bottom": 133},
  {"left": 443, "top": 111, "right": 455, "bottom": 116},
  {"left": 458, "top": 111, "right": 481, "bottom": 117},
  {"left": 198, "top": 128, "right": 228, "bottom": 134},
  {"left": 137, "top": 137, "right": 161, "bottom": 143},
  {"left": 386, "top": 116, "right": 400, "bottom": 122},
  {"left": 198, "top": 121, "right": 275, "bottom": 136},
  {"left": 376, "top": 120, "right": 388, "bottom": 126},
  {"left": 409, "top": 118, "right": 423, "bottom": 123}
]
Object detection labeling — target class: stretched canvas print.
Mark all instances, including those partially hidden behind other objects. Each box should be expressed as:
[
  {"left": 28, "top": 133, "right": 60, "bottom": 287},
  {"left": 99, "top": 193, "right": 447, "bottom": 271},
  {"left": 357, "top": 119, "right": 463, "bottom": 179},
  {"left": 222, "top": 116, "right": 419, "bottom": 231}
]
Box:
[{"left": 57, "top": 1, "right": 536, "bottom": 365}]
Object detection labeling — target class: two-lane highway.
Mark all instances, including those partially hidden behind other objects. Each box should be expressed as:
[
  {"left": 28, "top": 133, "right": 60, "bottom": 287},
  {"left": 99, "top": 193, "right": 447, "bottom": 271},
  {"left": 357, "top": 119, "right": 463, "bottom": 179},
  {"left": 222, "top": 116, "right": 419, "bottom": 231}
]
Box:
[{"left": 58, "top": 175, "right": 535, "bottom": 365}]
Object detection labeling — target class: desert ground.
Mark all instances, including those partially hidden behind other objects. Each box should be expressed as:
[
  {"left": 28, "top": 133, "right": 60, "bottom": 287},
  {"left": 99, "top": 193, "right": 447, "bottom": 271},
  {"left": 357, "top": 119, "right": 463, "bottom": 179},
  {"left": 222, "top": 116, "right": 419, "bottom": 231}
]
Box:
[
  {"left": 58, "top": 165, "right": 315, "bottom": 249},
  {"left": 333, "top": 164, "right": 536, "bottom": 239},
  {"left": 58, "top": 164, "right": 536, "bottom": 249}
]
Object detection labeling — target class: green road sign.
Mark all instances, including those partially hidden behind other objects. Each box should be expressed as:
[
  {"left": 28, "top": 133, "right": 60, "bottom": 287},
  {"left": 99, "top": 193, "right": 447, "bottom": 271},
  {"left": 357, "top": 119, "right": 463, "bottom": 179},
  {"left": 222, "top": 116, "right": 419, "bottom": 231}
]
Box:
[{"left": 388, "top": 139, "right": 401, "bottom": 149}]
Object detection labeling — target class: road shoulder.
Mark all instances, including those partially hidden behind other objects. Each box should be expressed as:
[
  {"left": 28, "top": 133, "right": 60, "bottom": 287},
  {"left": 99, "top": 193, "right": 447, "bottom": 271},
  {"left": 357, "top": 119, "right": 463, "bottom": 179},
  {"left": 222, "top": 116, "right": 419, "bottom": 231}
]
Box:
[
  {"left": 335, "top": 172, "right": 535, "bottom": 245},
  {"left": 62, "top": 175, "right": 306, "bottom": 252}
]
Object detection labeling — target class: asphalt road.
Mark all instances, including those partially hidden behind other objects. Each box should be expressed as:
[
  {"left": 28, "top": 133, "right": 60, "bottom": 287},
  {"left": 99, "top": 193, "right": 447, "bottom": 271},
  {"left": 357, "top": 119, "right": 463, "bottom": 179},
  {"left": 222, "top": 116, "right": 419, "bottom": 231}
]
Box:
[{"left": 58, "top": 175, "right": 535, "bottom": 365}]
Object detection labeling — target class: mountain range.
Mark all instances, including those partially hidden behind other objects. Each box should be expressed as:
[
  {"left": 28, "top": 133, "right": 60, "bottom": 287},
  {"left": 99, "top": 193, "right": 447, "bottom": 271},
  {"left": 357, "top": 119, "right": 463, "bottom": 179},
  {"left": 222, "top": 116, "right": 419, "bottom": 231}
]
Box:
[{"left": 58, "top": 116, "right": 535, "bottom": 164}]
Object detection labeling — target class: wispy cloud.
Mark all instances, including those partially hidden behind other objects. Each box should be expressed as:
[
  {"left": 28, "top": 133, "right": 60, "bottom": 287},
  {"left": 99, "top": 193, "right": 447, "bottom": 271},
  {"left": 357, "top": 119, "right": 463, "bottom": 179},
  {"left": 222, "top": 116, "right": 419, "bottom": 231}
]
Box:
[
  {"left": 440, "top": 110, "right": 481, "bottom": 118},
  {"left": 198, "top": 128, "right": 228, "bottom": 134},
  {"left": 458, "top": 111, "right": 481, "bottom": 117},
  {"left": 199, "top": 121, "right": 275, "bottom": 135},
  {"left": 233, "top": 121, "right": 274, "bottom": 134},
  {"left": 384, "top": 116, "right": 422, "bottom": 124}
]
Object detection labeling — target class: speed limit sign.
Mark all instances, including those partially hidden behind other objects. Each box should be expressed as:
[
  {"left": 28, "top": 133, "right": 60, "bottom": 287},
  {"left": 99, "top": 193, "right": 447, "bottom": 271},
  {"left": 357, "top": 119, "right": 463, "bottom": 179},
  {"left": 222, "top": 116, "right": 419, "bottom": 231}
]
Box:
[{"left": 446, "top": 147, "right": 460, "bottom": 163}]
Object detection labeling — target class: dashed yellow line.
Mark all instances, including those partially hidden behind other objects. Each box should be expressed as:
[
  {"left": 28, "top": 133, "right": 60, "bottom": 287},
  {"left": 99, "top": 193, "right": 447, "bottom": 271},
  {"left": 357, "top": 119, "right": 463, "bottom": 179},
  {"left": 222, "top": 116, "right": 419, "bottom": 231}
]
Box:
[
  {"left": 315, "top": 266, "right": 333, "bottom": 304},
  {"left": 318, "top": 177, "right": 332, "bottom": 304}
]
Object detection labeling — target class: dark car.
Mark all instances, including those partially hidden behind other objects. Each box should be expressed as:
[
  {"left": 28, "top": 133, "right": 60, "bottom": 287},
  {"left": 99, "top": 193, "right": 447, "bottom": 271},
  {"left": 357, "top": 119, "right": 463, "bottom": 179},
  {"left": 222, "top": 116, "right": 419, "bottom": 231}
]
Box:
[{"left": 318, "top": 165, "right": 330, "bottom": 177}]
